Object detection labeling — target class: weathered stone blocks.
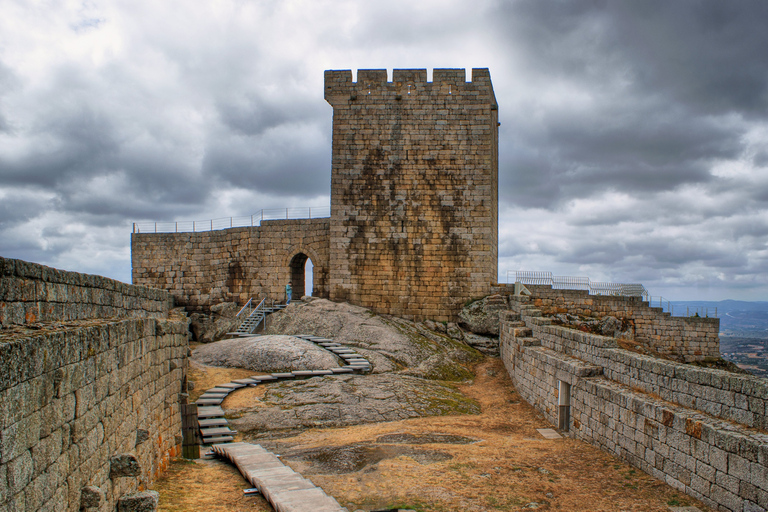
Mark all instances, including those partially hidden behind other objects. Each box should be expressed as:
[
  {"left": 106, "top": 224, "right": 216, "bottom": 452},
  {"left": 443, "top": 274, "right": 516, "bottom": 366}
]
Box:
[
  {"left": 117, "top": 491, "right": 159, "bottom": 512},
  {"left": 501, "top": 296, "right": 768, "bottom": 512},
  {"left": 0, "top": 259, "right": 188, "bottom": 511}
]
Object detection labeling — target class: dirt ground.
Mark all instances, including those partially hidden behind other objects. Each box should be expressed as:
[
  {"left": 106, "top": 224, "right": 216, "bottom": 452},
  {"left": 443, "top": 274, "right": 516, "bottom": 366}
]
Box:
[{"left": 155, "top": 357, "right": 711, "bottom": 512}]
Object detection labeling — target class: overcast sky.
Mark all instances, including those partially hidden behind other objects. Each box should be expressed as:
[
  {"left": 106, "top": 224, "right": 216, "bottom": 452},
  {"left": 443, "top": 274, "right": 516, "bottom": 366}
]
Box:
[{"left": 1, "top": 0, "right": 767, "bottom": 301}]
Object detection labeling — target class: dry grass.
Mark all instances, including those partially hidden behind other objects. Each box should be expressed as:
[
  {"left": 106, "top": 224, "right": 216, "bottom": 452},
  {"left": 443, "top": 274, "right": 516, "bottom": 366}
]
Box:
[
  {"left": 159, "top": 357, "right": 712, "bottom": 512},
  {"left": 154, "top": 457, "right": 271, "bottom": 511}
]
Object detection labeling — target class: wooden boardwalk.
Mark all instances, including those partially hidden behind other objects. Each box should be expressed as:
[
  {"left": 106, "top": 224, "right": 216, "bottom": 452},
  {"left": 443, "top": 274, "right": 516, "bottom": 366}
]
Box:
[
  {"left": 194, "top": 335, "right": 371, "bottom": 445},
  {"left": 211, "top": 442, "right": 348, "bottom": 512},
  {"left": 192, "top": 334, "right": 371, "bottom": 510}
]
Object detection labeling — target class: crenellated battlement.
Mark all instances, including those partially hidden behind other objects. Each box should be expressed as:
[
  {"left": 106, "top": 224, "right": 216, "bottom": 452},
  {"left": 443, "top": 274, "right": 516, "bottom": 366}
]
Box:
[{"left": 324, "top": 68, "right": 497, "bottom": 107}]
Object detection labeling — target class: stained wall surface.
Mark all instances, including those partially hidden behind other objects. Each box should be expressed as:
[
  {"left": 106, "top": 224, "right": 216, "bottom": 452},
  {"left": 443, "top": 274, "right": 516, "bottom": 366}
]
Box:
[
  {"left": 0, "top": 258, "right": 189, "bottom": 511},
  {"left": 325, "top": 68, "right": 499, "bottom": 321}
]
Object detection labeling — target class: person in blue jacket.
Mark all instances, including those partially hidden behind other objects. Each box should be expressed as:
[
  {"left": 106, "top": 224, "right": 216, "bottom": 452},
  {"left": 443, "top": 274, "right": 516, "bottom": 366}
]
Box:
[{"left": 285, "top": 282, "right": 292, "bottom": 304}]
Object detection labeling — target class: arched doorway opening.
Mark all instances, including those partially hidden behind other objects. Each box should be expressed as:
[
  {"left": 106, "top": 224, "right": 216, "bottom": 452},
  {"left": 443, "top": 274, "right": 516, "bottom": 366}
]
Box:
[{"left": 289, "top": 253, "right": 313, "bottom": 299}]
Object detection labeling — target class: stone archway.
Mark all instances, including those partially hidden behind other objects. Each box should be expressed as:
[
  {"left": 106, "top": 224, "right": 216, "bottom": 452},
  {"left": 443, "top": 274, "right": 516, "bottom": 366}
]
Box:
[
  {"left": 289, "top": 253, "right": 309, "bottom": 299},
  {"left": 283, "top": 243, "right": 328, "bottom": 300}
]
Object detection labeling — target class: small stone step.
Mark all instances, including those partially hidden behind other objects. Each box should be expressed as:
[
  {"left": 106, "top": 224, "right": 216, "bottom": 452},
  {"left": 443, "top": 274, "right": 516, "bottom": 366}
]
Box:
[
  {"left": 198, "top": 417, "right": 229, "bottom": 428},
  {"left": 196, "top": 397, "right": 224, "bottom": 406},
  {"left": 199, "top": 392, "right": 229, "bottom": 399},
  {"left": 330, "top": 368, "right": 355, "bottom": 374},
  {"left": 270, "top": 372, "right": 297, "bottom": 379},
  {"left": 201, "top": 426, "right": 237, "bottom": 437},
  {"left": 216, "top": 382, "right": 247, "bottom": 389},
  {"left": 202, "top": 435, "right": 234, "bottom": 444},
  {"left": 343, "top": 358, "right": 368, "bottom": 364},
  {"left": 251, "top": 375, "right": 278, "bottom": 382},
  {"left": 206, "top": 387, "right": 234, "bottom": 394},
  {"left": 291, "top": 370, "right": 333, "bottom": 377},
  {"left": 232, "top": 378, "right": 258, "bottom": 385},
  {"left": 197, "top": 406, "right": 225, "bottom": 418},
  {"left": 328, "top": 348, "right": 355, "bottom": 354}
]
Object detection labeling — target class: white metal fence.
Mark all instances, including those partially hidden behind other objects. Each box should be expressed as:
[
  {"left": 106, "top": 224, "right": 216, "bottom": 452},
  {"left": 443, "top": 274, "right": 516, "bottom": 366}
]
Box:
[
  {"left": 133, "top": 206, "right": 331, "bottom": 233},
  {"left": 505, "top": 271, "right": 717, "bottom": 318},
  {"left": 506, "top": 270, "right": 649, "bottom": 300}
]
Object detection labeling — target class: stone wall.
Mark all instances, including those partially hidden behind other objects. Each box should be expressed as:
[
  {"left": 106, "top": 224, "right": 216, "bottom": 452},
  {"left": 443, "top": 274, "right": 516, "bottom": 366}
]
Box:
[
  {"left": 131, "top": 218, "right": 331, "bottom": 312},
  {"left": 325, "top": 68, "right": 499, "bottom": 322},
  {"left": 501, "top": 297, "right": 768, "bottom": 512},
  {"left": 1, "top": 257, "right": 170, "bottom": 326},
  {"left": 0, "top": 258, "right": 188, "bottom": 511},
  {"left": 493, "top": 283, "right": 720, "bottom": 362}
]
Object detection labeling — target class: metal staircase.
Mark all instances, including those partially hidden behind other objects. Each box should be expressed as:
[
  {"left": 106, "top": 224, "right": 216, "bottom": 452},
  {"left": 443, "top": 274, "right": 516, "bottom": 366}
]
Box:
[{"left": 228, "top": 298, "right": 288, "bottom": 337}]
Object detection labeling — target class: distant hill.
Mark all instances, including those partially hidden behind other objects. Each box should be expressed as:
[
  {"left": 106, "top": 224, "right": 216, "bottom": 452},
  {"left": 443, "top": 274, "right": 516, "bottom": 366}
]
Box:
[
  {"left": 671, "top": 300, "right": 768, "bottom": 337},
  {"left": 671, "top": 300, "right": 768, "bottom": 377}
]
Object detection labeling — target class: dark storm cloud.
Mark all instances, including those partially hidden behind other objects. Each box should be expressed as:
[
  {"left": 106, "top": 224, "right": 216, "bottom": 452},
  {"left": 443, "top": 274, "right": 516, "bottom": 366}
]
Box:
[
  {"left": 0, "top": 104, "right": 119, "bottom": 187},
  {"left": 202, "top": 131, "right": 330, "bottom": 197},
  {"left": 494, "top": 0, "right": 768, "bottom": 212},
  {"left": 0, "top": 190, "right": 49, "bottom": 228},
  {"left": 498, "top": 0, "right": 768, "bottom": 115}
]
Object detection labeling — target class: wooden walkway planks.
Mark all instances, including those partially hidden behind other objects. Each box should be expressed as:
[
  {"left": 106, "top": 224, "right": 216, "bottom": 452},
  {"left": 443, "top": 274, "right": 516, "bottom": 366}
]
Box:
[
  {"left": 212, "top": 442, "right": 347, "bottom": 512},
  {"left": 194, "top": 334, "right": 371, "bottom": 446}
]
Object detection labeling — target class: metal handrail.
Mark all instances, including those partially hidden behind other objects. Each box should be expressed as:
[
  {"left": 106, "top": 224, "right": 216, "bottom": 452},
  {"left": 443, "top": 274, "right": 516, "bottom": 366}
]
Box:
[
  {"left": 683, "top": 306, "right": 718, "bottom": 318},
  {"left": 236, "top": 298, "right": 254, "bottom": 318},
  {"left": 133, "top": 206, "right": 331, "bottom": 234},
  {"left": 233, "top": 298, "right": 265, "bottom": 331},
  {"left": 648, "top": 296, "right": 673, "bottom": 314}
]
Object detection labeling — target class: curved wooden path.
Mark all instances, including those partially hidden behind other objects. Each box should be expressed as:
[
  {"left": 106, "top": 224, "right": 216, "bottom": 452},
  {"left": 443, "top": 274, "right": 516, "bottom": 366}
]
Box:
[{"left": 195, "top": 334, "right": 372, "bottom": 512}]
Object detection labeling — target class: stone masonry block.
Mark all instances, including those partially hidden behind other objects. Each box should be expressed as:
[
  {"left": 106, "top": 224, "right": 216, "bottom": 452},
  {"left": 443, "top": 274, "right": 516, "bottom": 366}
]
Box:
[
  {"left": 109, "top": 454, "right": 141, "bottom": 479},
  {"left": 7, "top": 450, "right": 33, "bottom": 495},
  {"left": 117, "top": 491, "right": 159, "bottom": 512},
  {"left": 80, "top": 485, "right": 104, "bottom": 509}
]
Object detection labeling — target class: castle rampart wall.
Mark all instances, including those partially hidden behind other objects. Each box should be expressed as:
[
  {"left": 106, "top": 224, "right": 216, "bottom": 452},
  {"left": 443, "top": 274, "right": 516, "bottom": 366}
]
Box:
[
  {"left": 0, "top": 258, "right": 188, "bottom": 511},
  {"left": 131, "top": 218, "right": 330, "bottom": 312},
  {"left": 501, "top": 298, "right": 768, "bottom": 512},
  {"left": 492, "top": 283, "right": 720, "bottom": 362},
  {"left": 1, "top": 256, "right": 170, "bottom": 326},
  {"left": 325, "top": 68, "right": 498, "bottom": 322}
]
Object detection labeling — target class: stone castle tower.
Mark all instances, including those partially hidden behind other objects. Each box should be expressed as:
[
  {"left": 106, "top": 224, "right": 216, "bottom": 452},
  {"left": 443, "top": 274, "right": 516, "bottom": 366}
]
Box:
[
  {"left": 131, "top": 68, "right": 499, "bottom": 322},
  {"left": 325, "top": 68, "right": 499, "bottom": 319}
]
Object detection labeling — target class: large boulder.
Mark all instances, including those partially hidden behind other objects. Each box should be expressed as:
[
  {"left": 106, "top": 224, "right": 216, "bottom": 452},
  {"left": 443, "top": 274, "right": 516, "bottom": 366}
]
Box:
[
  {"left": 229, "top": 373, "right": 480, "bottom": 434},
  {"left": 459, "top": 295, "right": 508, "bottom": 336},
  {"left": 192, "top": 335, "right": 340, "bottom": 372},
  {"left": 263, "top": 299, "right": 482, "bottom": 371},
  {"left": 189, "top": 302, "right": 240, "bottom": 342}
]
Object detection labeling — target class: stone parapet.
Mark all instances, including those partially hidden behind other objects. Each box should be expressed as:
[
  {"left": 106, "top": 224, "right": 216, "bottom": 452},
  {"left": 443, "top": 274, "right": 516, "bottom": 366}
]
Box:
[
  {"left": 0, "top": 256, "right": 170, "bottom": 326},
  {"left": 0, "top": 316, "right": 188, "bottom": 511},
  {"left": 493, "top": 284, "right": 719, "bottom": 362},
  {"left": 501, "top": 298, "right": 768, "bottom": 512}
]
